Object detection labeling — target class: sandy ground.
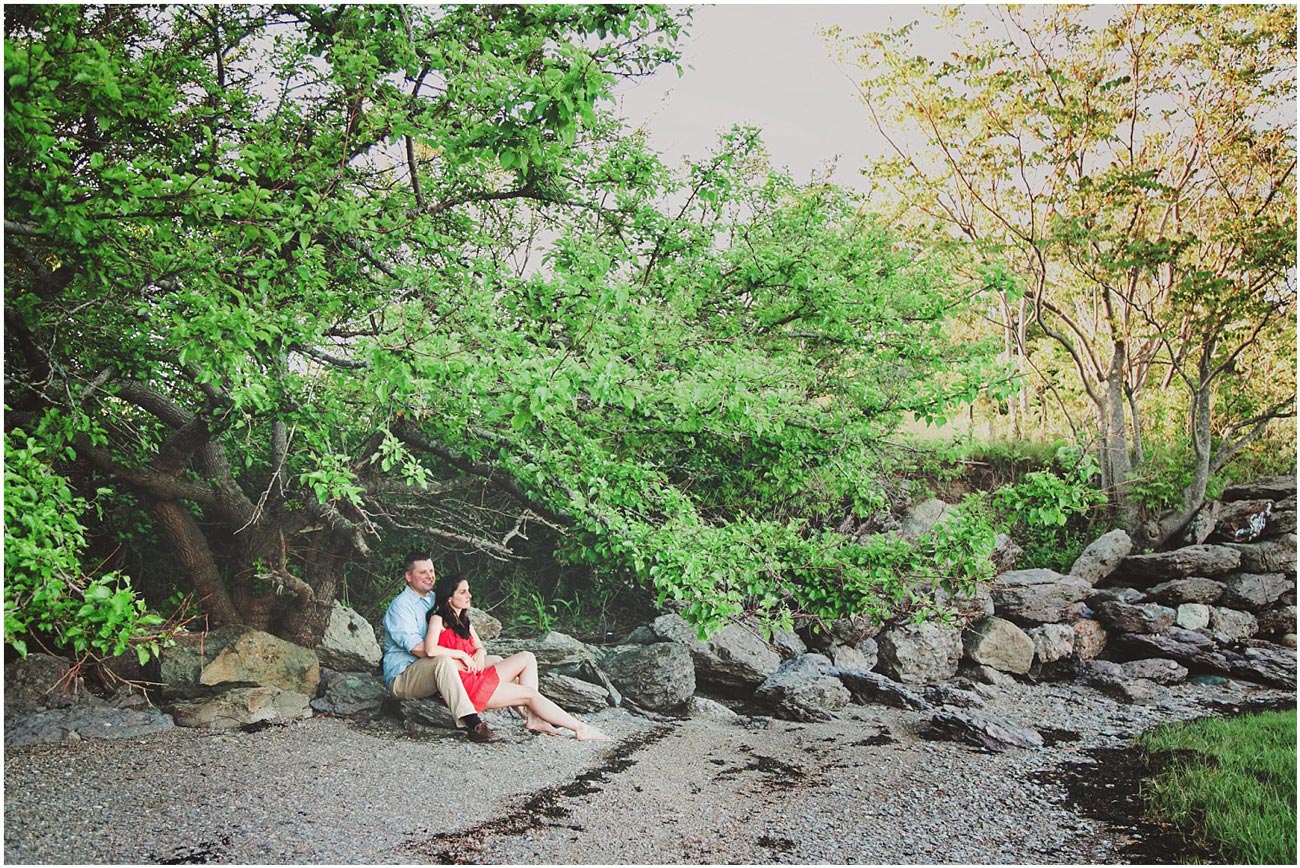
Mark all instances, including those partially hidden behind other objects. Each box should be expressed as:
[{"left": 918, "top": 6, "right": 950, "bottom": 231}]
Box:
[{"left": 4, "top": 677, "right": 1293, "bottom": 864}]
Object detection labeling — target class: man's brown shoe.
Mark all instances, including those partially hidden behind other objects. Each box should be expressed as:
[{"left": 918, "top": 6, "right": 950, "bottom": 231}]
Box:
[{"left": 467, "top": 721, "right": 500, "bottom": 743}]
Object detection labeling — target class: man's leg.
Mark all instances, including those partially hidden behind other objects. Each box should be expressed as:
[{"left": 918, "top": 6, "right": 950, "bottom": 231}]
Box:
[{"left": 391, "top": 657, "right": 477, "bottom": 726}]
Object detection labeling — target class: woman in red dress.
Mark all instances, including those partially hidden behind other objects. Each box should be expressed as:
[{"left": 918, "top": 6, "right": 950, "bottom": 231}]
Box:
[{"left": 421, "top": 576, "right": 611, "bottom": 741}]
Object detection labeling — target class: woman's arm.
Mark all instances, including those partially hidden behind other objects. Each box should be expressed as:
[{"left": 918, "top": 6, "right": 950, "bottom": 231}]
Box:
[
  {"left": 420, "top": 615, "right": 474, "bottom": 667},
  {"left": 469, "top": 624, "right": 488, "bottom": 667}
]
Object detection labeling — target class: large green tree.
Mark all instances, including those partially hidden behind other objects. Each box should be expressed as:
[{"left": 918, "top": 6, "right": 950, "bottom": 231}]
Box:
[
  {"left": 840, "top": 4, "right": 1296, "bottom": 542},
  {"left": 6, "top": 4, "right": 994, "bottom": 654}
]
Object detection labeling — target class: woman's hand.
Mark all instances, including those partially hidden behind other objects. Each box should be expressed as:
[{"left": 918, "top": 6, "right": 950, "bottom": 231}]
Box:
[{"left": 459, "top": 649, "right": 483, "bottom": 672}]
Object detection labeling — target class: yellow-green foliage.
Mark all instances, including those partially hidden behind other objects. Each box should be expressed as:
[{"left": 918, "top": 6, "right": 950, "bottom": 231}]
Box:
[{"left": 1139, "top": 709, "right": 1297, "bottom": 865}]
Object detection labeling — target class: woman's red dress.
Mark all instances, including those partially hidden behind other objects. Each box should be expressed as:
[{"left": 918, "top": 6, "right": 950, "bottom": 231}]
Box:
[{"left": 437, "top": 625, "right": 499, "bottom": 712}]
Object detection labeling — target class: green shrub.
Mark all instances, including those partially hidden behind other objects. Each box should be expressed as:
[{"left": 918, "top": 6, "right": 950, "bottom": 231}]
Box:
[
  {"left": 988, "top": 446, "right": 1106, "bottom": 571},
  {"left": 4, "top": 424, "right": 172, "bottom": 666}
]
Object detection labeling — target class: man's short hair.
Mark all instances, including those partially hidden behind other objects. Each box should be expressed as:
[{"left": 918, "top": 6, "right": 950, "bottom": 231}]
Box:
[{"left": 403, "top": 551, "right": 432, "bottom": 572}]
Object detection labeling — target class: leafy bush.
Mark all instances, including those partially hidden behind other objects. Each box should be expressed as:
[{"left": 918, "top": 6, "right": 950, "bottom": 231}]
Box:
[
  {"left": 4, "top": 424, "right": 172, "bottom": 665},
  {"left": 987, "top": 447, "right": 1106, "bottom": 571}
]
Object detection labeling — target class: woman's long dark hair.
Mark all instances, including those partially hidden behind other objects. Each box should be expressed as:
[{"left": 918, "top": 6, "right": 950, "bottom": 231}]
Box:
[{"left": 431, "top": 576, "right": 472, "bottom": 639}]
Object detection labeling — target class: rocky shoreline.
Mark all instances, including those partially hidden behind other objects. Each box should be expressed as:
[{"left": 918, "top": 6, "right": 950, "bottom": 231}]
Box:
[
  {"left": 5, "top": 473, "right": 1296, "bottom": 862},
  {"left": 5, "top": 675, "right": 1293, "bottom": 864}
]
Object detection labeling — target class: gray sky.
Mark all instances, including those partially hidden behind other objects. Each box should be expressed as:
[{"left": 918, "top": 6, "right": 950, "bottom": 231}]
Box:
[{"left": 614, "top": 3, "right": 941, "bottom": 188}]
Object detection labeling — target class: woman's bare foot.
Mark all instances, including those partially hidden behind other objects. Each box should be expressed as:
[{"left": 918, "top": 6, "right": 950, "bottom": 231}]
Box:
[
  {"left": 574, "top": 723, "right": 612, "bottom": 742},
  {"left": 525, "top": 718, "right": 564, "bottom": 736}
]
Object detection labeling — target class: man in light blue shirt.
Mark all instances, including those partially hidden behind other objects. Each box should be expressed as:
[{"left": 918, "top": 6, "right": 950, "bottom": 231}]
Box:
[{"left": 383, "top": 552, "right": 499, "bottom": 742}]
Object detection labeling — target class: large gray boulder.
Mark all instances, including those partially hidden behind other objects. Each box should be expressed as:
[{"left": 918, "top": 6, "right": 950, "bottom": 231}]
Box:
[
  {"left": 923, "top": 706, "right": 1044, "bottom": 751},
  {"left": 468, "top": 607, "right": 503, "bottom": 641},
  {"left": 1175, "top": 603, "right": 1211, "bottom": 631},
  {"left": 315, "top": 603, "right": 382, "bottom": 673},
  {"left": 1221, "top": 475, "right": 1297, "bottom": 502},
  {"left": 1025, "top": 623, "right": 1076, "bottom": 673},
  {"left": 826, "top": 639, "right": 878, "bottom": 672},
  {"left": 754, "top": 654, "right": 851, "bottom": 722},
  {"left": 1224, "top": 535, "right": 1297, "bottom": 575},
  {"left": 1119, "top": 658, "right": 1188, "bottom": 685},
  {"left": 159, "top": 626, "right": 249, "bottom": 699},
  {"left": 1087, "top": 586, "right": 1146, "bottom": 608},
  {"left": 1112, "top": 629, "right": 1296, "bottom": 690},
  {"left": 834, "top": 668, "right": 931, "bottom": 710},
  {"left": 899, "top": 498, "right": 955, "bottom": 538},
  {"left": 4, "top": 653, "right": 87, "bottom": 713},
  {"left": 538, "top": 672, "right": 614, "bottom": 713},
  {"left": 490, "top": 632, "right": 598, "bottom": 667},
  {"left": 310, "top": 670, "right": 387, "bottom": 719},
  {"left": 1077, "top": 660, "right": 1172, "bottom": 705},
  {"left": 933, "top": 584, "right": 996, "bottom": 620},
  {"left": 876, "top": 622, "right": 963, "bottom": 685},
  {"left": 1144, "top": 577, "right": 1225, "bottom": 606},
  {"left": 1263, "top": 497, "right": 1297, "bottom": 538},
  {"left": 1208, "top": 607, "right": 1259, "bottom": 643},
  {"left": 990, "top": 569, "right": 1092, "bottom": 624},
  {"left": 169, "top": 686, "right": 312, "bottom": 729},
  {"left": 600, "top": 642, "right": 695, "bottom": 711},
  {"left": 1256, "top": 605, "right": 1297, "bottom": 638},
  {"left": 1072, "top": 619, "right": 1108, "bottom": 660},
  {"left": 199, "top": 629, "right": 321, "bottom": 697},
  {"left": 1180, "top": 501, "right": 1221, "bottom": 546},
  {"left": 5, "top": 705, "right": 175, "bottom": 748},
  {"left": 1069, "top": 529, "right": 1134, "bottom": 586},
  {"left": 1094, "top": 601, "right": 1176, "bottom": 635},
  {"left": 634, "top": 614, "right": 780, "bottom": 693},
  {"left": 962, "top": 617, "right": 1033, "bottom": 675},
  {"left": 1113, "top": 545, "right": 1243, "bottom": 586},
  {"left": 1219, "top": 573, "right": 1292, "bottom": 611}
]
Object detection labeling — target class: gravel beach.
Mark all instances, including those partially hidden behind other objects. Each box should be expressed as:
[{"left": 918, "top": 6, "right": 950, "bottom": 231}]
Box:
[{"left": 4, "top": 678, "right": 1293, "bottom": 864}]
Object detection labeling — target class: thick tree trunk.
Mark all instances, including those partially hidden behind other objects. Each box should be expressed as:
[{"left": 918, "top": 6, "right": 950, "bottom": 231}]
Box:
[{"left": 147, "top": 500, "right": 242, "bottom": 628}]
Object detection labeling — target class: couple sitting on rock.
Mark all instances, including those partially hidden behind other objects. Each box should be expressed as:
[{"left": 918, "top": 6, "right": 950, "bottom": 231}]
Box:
[{"left": 382, "top": 552, "right": 610, "bottom": 743}]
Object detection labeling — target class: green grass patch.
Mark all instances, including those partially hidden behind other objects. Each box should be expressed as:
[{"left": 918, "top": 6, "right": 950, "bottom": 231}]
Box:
[{"left": 1138, "top": 709, "right": 1297, "bottom": 865}]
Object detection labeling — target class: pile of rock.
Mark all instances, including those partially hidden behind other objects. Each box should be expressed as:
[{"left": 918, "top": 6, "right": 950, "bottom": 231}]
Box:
[{"left": 6, "top": 476, "right": 1294, "bottom": 752}]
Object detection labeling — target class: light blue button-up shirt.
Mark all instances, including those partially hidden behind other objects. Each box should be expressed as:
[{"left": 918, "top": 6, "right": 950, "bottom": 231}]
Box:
[{"left": 381, "top": 587, "right": 434, "bottom": 687}]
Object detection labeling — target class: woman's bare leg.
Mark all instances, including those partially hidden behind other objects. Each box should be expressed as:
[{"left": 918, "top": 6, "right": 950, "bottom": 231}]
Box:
[
  {"left": 485, "top": 682, "right": 610, "bottom": 741},
  {"left": 491, "top": 653, "right": 562, "bottom": 734}
]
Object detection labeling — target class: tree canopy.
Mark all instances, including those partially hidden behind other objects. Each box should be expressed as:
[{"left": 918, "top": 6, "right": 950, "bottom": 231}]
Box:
[
  {"left": 5, "top": 3, "right": 996, "bottom": 661},
  {"left": 838, "top": 4, "right": 1296, "bottom": 542}
]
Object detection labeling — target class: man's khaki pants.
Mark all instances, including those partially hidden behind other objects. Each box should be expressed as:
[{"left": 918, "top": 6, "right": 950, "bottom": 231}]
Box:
[{"left": 390, "top": 654, "right": 506, "bottom": 728}]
